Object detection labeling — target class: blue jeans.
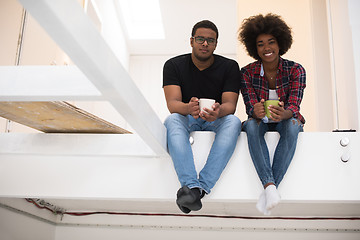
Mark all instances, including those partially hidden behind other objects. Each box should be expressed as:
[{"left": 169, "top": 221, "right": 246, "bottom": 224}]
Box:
[
  {"left": 242, "top": 118, "right": 303, "bottom": 187},
  {"left": 164, "top": 113, "right": 241, "bottom": 194}
]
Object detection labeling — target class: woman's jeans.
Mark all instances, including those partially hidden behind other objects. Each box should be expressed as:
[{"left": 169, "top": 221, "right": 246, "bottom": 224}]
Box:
[
  {"left": 242, "top": 117, "right": 303, "bottom": 187},
  {"left": 164, "top": 113, "right": 241, "bottom": 194}
]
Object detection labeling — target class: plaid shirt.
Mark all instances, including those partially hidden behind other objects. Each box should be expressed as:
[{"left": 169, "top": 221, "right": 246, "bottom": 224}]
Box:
[{"left": 240, "top": 57, "right": 306, "bottom": 123}]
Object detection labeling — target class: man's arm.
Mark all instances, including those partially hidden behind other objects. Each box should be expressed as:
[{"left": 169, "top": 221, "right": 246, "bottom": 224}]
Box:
[
  {"left": 219, "top": 91, "right": 239, "bottom": 117},
  {"left": 163, "top": 85, "right": 200, "bottom": 118}
]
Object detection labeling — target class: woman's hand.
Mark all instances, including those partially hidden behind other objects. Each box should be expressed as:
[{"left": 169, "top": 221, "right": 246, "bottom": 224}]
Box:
[
  {"left": 253, "top": 99, "right": 266, "bottom": 119},
  {"left": 268, "top": 101, "right": 292, "bottom": 121}
]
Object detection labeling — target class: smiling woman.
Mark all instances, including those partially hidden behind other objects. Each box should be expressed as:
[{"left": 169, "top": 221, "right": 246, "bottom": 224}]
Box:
[{"left": 238, "top": 13, "right": 306, "bottom": 215}]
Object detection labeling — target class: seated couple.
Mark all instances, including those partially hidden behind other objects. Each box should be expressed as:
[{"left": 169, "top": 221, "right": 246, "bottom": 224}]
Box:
[{"left": 163, "top": 15, "right": 305, "bottom": 215}]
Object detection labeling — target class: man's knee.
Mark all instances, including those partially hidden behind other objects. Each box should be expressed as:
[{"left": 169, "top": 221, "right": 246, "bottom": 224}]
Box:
[
  {"left": 219, "top": 115, "right": 242, "bottom": 134},
  {"left": 223, "top": 114, "right": 241, "bottom": 127},
  {"left": 165, "top": 113, "right": 185, "bottom": 126}
]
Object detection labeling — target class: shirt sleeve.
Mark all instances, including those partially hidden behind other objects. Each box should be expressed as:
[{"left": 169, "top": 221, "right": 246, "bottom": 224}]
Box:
[
  {"left": 240, "top": 67, "right": 259, "bottom": 117},
  {"left": 223, "top": 60, "right": 241, "bottom": 93},
  {"left": 285, "top": 63, "right": 306, "bottom": 122},
  {"left": 163, "top": 59, "right": 180, "bottom": 87}
]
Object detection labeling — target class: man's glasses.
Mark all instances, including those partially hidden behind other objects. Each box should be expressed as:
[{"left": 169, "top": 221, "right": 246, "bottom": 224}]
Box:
[{"left": 192, "top": 36, "right": 217, "bottom": 46}]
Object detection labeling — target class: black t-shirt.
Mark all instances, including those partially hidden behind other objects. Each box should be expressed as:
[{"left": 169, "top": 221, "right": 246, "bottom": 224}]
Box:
[{"left": 163, "top": 54, "right": 241, "bottom": 104}]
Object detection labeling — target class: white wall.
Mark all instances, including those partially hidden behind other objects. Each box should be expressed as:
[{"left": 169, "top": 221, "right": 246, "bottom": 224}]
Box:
[
  {"left": 0, "top": 0, "right": 23, "bottom": 66},
  {"left": 348, "top": 0, "right": 360, "bottom": 130},
  {"left": 93, "top": 0, "right": 129, "bottom": 70},
  {"left": 129, "top": 55, "right": 170, "bottom": 123},
  {"left": 310, "top": 0, "right": 336, "bottom": 131},
  {"left": 328, "top": 0, "right": 358, "bottom": 131}
]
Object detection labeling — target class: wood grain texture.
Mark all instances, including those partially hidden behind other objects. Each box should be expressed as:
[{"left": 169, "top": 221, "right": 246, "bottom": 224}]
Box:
[{"left": 0, "top": 101, "right": 131, "bottom": 134}]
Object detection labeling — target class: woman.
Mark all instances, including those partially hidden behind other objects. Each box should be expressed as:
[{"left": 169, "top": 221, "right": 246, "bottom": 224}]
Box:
[{"left": 238, "top": 13, "right": 306, "bottom": 215}]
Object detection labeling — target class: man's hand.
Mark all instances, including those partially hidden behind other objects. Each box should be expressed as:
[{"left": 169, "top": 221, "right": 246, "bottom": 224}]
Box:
[
  {"left": 188, "top": 97, "right": 200, "bottom": 119},
  {"left": 199, "top": 102, "right": 220, "bottom": 122}
]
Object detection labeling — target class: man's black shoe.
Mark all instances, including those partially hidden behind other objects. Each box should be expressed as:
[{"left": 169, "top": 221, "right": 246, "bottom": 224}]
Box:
[
  {"left": 177, "top": 203, "right": 191, "bottom": 214},
  {"left": 176, "top": 186, "right": 202, "bottom": 213}
]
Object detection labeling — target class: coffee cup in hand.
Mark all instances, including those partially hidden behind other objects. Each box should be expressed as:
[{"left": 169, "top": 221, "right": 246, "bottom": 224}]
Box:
[
  {"left": 199, "top": 98, "right": 215, "bottom": 113},
  {"left": 264, "top": 100, "right": 280, "bottom": 118}
]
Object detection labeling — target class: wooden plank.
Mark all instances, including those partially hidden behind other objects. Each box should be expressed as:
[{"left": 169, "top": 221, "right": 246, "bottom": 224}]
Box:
[{"left": 0, "top": 101, "right": 131, "bottom": 134}]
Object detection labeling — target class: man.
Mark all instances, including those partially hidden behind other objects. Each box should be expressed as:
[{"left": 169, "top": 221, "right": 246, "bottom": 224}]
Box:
[{"left": 163, "top": 20, "right": 242, "bottom": 214}]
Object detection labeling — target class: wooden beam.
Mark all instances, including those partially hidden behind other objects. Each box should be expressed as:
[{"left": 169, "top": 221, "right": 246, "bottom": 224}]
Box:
[
  {"left": 17, "top": 0, "right": 168, "bottom": 157},
  {"left": 0, "top": 101, "right": 131, "bottom": 134}
]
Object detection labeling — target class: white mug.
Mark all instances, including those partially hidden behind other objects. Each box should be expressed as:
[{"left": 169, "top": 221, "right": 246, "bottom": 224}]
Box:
[{"left": 199, "top": 98, "right": 215, "bottom": 113}]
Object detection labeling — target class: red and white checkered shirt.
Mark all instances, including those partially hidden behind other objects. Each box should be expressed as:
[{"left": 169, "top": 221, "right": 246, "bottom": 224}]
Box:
[{"left": 240, "top": 57, "right": 306, "bottom": 124}]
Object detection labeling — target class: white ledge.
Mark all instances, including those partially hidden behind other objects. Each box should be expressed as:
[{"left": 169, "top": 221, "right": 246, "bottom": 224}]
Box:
[
  {"left": 0, "top": 133, "right": 155, "bottom": 157},
  {"left": 0, "top": 132, "right": 359, "bottom": 203}
]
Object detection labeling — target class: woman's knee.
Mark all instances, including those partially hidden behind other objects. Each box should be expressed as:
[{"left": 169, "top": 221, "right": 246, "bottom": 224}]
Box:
[
  {"left": 243, "top": 118, "right": 261, "bottom": 132},
  {"left": 283, "top": 118, "right": 303, "bottom": 136}
]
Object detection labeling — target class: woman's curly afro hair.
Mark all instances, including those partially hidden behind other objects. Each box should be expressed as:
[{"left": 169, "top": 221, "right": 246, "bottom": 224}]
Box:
[{"left": 238, "top": 13, "right": 293, "bottom": 60}]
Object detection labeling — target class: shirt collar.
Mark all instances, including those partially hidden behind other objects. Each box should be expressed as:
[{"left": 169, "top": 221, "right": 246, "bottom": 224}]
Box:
[{"left": 260, "top": 57, "right": 284, "bottom": 77}]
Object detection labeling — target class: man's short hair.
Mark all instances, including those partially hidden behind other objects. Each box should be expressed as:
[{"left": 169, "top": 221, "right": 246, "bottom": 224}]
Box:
[{"left": 191, "top": 20, "right": 219, "bottom": 40}]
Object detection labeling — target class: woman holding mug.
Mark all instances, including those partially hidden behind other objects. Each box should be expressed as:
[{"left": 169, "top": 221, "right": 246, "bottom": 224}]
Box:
[{"left": 238, "top": 13, "right": 306, "bottom": 215}]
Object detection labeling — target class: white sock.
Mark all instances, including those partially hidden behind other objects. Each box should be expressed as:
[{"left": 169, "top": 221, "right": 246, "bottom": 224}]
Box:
[
  {"left": 256, "top": 190, "right": 271, "bottom": 215},
  {"left": 265, "top": 185, "right": 281, "bottom": 211}
]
